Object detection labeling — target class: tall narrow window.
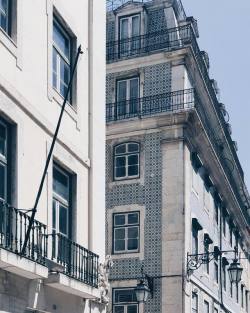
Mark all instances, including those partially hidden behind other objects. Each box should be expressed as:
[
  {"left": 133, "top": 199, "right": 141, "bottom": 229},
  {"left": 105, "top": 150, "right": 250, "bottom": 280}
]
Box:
[
  {"left": 192, "top": 219, "right": 202, "bottom": 256},
  {"left": 0, "top": 119, "right": 9, "bottom": 202},
  {"left": 203, "top": 234, "right": 212, "bottom": 274},
  {"left": 113, "top": 212, "right": 139, "bottom": 253},
  {"left": 114, "top": 142, "right": 140, "bottom": 180},
  {"left": 214, "top": 261, "right": 219, "bottom": 283},
  {"left": 0, "top": 0, "right": 10, "bottom": 35},
  {"left": 52, "top": 165, "right": 71, "bottom": 238},
  {"left": 116, "top": 77, "right": 139, "bottom": 117},
  {"left": 236, "top": 283, "right": 239, "bottom": 303},
  {"left": 113, "top": 288, "right": 138, "bottom": 313},
  {"left": 192, "top": 292, "right": 198, "bottom": 313},
  {"left": 204, "top": 300, "right": 209, "bottom": 313},
  {"left": 241, "top": 285, "right": 244, "bottom": 308},
  {"left": 53, "top": 18, "right": 71, "bottom": 100},
  {"left": 246, "top": 290, "right": 249, "bottom": 312},
  {"left": 222, "top": 264, "right": 227, "bottom": 291},
  {"left": 119, "top": 14, "right": 140, "bottom": 56}
]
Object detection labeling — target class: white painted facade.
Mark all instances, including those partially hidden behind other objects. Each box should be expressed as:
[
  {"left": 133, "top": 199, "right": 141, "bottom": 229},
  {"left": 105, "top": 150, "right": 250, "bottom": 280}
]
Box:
[{"left": 0, "top": 0, "right": 106, "bottom": 312}]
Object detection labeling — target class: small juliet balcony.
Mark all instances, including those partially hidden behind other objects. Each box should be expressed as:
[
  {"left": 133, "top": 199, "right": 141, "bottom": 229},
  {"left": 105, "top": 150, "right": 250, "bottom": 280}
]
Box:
[
  {"left": 106, "top": 88, "right": 195, "bottom": 123},
  {"left": 0, "top": 199, "right": 48, "bottom": 278}
]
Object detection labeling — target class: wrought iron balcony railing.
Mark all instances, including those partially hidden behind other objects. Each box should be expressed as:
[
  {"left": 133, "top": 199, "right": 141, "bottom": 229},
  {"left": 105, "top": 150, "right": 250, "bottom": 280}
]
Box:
[
  {"left": 106, "top": 24, "right": 192, "bottom": 63},
  {"left": 0, "top": 199, "right": 47, "bottom": 265},
  {"left": 106, "top": 88, "right": 195, "bottom": 122},
  {"left": 49, "top": 233, "right": 99, "bottom": 288}
]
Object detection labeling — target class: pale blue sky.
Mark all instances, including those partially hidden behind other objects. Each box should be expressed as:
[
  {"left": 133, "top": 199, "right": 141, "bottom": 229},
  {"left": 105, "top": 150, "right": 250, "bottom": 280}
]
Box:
[{"left": 181, "top": 0, "right": 250, "bottom": 191}]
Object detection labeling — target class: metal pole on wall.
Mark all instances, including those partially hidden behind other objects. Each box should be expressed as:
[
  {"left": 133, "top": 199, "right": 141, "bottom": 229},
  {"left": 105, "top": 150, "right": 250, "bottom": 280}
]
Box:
[{"left": 21, "top": 45, "right": 83, "bottom": 256}]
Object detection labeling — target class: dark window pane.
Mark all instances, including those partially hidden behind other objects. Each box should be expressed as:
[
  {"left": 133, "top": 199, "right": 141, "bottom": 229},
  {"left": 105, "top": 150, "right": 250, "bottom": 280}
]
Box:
[
  {"left": 52, "top": 200, "right": 56, "bottom": 229},
  {"left": 128, "top": 227, "right": 138, "bottom": 239},
  {"left": 0, "top": 0, "right": 8, "bottom": 12},
  {"left": 128, "top": 213, "right": 138, "bottom": 224},
  {"left": 128, "top": 239, "right": 138, "bottom": 250},
  {"left": 115, "top": 239, "right": 125, "bottom": 251},
  {"left": 128, "top": 154, "right": 138, "bottom": 166},
  {"left": 114, "top": 214, "right": 125, "bottom": 226},
  {"left": 115, "top": 228, "right": 125, "bottom": 239},
  {"left": 115, "top": 144, "right": 126, "bottom": 154},
  {"left": 128, "top": 305, "right": 138, "bottom": 313},
  {"left": 60, "top": 82, "right": 68, "bottom": 98},
  {"left": 53, "top": 21, "right": 70, "bottom": 59},
  {"left": 53, "top": 73, "right": 57, "bottom": 89},
  {"left": 128, "top": 143, "right": 139, "bottom": 153},
  {"left": 128, "top": 165, "right": 138, "bottom": 176},
  {"left": 116, "top": 156, "right": 126, "bottom": 167},
  {"left": 59, "top": 204, "right": 68, "bottom": 235},
  {"left": 114, "top": 306, "right": 124, "bottom": 313},
  {"left": 53, "top": 48, "right": 57, "bottom": 71},
  {"left": 117, "top": 81, "right": 127, "bottom": 102},
  {"left": 0, "top": 163, "right": 6, "bottom": 200},
  {"left": 53, "top": 167, "right": 69, "bottom": 200},
  {"left": 116, "top": 290, "right": 135, "bottom": 303},
  {"left": 116, "top": 166, "right": 126, "bottom": 178},
  {"left": 0, "top": 13, "right": 7, "bottom": 32},
  {"left": 60, "top": 58, "right": 70, "bottom": 85},
  {"left": 0, "top": 123, "right": 6, "bottom": 157}
]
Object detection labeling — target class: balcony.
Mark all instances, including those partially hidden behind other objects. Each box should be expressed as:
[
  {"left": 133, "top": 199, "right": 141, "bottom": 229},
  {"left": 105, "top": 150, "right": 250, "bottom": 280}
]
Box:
[
  {"left": 106, "top": 89, "right": 195, "bottom": 122},
  {"left": 0, "top": 200, "right": 100, "bottom": 294},
  {"left": 0, "top": 199, "right": 48, "bottom": 278},
  {"left": 106, "top": 24, "right": 192, "bottom": 63}
]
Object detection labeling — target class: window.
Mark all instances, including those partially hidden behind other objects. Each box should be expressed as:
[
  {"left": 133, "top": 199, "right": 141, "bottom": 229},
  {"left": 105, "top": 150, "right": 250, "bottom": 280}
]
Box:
[
  {"left": 0, "top": 120, "right": 8, "bottom": 202},
  {"left": 53, "top": 17, "right": 71, "bottom": 100},
  {"left": 246, "top": 290, "right": 249, "bottom": 312},
  {"left": 113, "top": 212, "right": 139, "bottom": 253},
  {"left": 114, "top": 143, "right": 140, "bottom": 180},
  {"left": 192, "top": 292, "right": 198, "bottom": 313},
  {"left": 230, "top": 281, "right": 233, "bottom": 298},
  {"left": 222, "top": 213, "right": 226, "bottom": 237},
  {"left": 214, "top": 261, "right": 219, "bottom": 283},
  {"left": 236, "top": 283, "right": 239, "bottom": 303},
  {"left": 204, "top": 301, "right": 209, "bottom": 313},
  {"left": 241, "top": 285, "right": 244, "bottom": 308},
  {"left": 52, "top": 165, "right": 71, "bottom": 238},
  {"left": 203, "top": 234, "right": 212, "bottom": 274},
  {"left": 222, "top": 264, "right": 227, "bottom": 291},
  {"left": 0, "top": 0, "right": 10, "bottom": 35},
  {"left": 214, "top": 308, "right": 218, "bottom": 313},
  {"left": 116, "top": 77, "right": 139, "bottom": 117},
  {"left": 113, "top": 288, "right": 138, "bottom": 313},
  {"left": 229, "top": 225, "right": 233, "bottom": 247},
  {"left": 119, "top": 14, "right": 140, "bottom": 56},
  {"left": 214, "top": 200, "right": 219, "bottom": 225},
  {"left": 192, "top": 219, "right": 202, "bottom": 256}
]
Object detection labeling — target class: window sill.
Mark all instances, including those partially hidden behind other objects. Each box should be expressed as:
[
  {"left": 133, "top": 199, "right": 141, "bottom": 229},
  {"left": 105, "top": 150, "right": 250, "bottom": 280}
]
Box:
[
  {"left": 111, "top": 251, "right": 143, "bottom": 261},
  {"left": 52, "top": 88, "right": 78, "bottom": 123},
  {"left": 109, "top": 176, "right": 143, "bottom": 188}
]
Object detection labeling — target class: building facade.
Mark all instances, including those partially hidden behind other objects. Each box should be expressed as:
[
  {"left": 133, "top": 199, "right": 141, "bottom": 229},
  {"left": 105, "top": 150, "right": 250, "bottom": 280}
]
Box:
[
  {"left": 0, "top": 1, "right": 106, "bottom": 313},
  {"left": 106, "top": 1, "right": 250, "bottom": 313}
]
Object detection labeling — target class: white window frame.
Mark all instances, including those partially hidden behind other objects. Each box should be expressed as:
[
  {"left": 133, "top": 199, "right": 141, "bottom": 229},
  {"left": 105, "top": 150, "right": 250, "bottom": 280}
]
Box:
[
  {"left": 117, "top": 77, "right": 140, "bottom": 102},
  {"left": 52, "top": 164, "right": 71, "bottom": 238},
  {"left": 119, "top": 14, "right": 141, "bottom": 41},
  {"left": 192, "top": 292, "right": 198, "bottom": 313},
  {"left": 113, "top": 211, "right": 140, "bottom": 254},
  {"left": 114, "top": 142, "right": 140, "bottom": 181},
  {"left": 52, "top": 17, "right": 71, "bottom": 101},
  {"left": 113, "top": 288, "right": 138, "bottom": 313}
]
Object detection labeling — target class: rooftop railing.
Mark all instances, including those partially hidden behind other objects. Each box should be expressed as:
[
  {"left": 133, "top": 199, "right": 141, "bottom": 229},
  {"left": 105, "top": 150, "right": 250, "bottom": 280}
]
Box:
[
  {"left": 0, "top": 199, "right": 47, "bottom": 265},
  {"left": 106, "top": 88, "right": 195, "bottom": 122},
  {"left": 49, "top": 233, "right": 99, "bottom": 288}
]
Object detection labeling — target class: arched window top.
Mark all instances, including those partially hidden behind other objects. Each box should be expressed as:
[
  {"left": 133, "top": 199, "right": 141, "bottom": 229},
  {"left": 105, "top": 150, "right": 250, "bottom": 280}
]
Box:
[
  {"left": 115, "top": 142, "right": 139, "bottom": 155},
  {"left": 114, "top": 142, "right": 140, "bottom": 180}
]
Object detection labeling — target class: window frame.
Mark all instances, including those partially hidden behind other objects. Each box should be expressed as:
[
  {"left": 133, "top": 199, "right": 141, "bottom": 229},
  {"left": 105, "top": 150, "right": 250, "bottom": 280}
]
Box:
[
  {"left": 204, "top": 300, "right": 209, "bottom": 313},
  {"left": 112, "top": 211, "right": 140, "bottom": 254},
  {"left": 113, "top": 142, "right": 140, "bottom": 181},
  {"left": 52, "top": 16, "right": 72, "bottom": 103},
  {"left": 52, "top": 163, "right": 72, "bottom": 239},
  {"left": 112, "top": 287, "right": 139, "bottom": 313},
  {"left": 0, "top": 119, "right": 8, "bottom": 202},
  {"left": 192, "top": 292, "right": 198, "bottom": 313},
  {"left": 214, "top": 260, "right": 219, "bottom": 284}
]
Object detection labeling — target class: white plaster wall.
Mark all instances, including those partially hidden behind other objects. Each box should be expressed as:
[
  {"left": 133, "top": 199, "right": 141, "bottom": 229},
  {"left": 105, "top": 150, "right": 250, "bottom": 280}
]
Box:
[{"left": 0, "top": 0, "right": 106, "bottom": 312}]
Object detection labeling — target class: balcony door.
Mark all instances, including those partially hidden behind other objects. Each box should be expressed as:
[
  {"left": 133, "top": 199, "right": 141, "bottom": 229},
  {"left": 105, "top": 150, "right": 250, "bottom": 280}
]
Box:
[
  {"left": 52, "top": 164, "right": 72, "bottom": 263},
  {"left": 119, "top": 14, "right": 140, "bottom": 56},
  {"left": 117, "top": 77, "right": 139, "bottom": 118}
]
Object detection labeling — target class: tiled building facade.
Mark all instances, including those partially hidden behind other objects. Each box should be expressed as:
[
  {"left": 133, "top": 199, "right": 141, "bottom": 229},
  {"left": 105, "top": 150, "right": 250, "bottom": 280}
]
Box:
[{"left": 106, "top": 1, "right": 250, "bottom": 313}]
